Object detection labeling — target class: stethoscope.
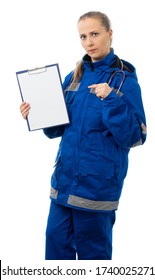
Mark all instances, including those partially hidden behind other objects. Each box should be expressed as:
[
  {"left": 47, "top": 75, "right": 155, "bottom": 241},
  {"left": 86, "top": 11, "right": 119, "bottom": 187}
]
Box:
[{"left": 108, "top": 60, "right": 126, "bottom": 94}]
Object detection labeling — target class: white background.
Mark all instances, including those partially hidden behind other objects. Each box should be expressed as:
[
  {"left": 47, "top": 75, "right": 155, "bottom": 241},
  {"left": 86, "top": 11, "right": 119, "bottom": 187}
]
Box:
[{"left": 0, "top": 0, "right": 154, "bottom": 266}]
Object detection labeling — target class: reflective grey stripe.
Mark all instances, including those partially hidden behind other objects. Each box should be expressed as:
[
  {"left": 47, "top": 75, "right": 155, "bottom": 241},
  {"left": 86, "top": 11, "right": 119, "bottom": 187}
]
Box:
[
  {"left": 67, "top": 195, "right": 119, "bottom": 211},
  {"left": 132, "top": 139, "right": 142, "bottom": 148},
  {"left": 50, "top": 187, "right": 119, "bottom": 211},
  {"left": 50, "top": 186, "right": 58, "bottom": 199}
]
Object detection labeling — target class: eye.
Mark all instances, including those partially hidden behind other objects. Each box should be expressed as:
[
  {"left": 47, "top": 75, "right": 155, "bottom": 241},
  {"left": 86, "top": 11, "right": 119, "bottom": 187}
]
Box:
[
  {"left": 80, "top": 34, "right": 86, "bottom": 40},
  {"left": 92, "top": 32, "right": 99, "bottom": 37}
]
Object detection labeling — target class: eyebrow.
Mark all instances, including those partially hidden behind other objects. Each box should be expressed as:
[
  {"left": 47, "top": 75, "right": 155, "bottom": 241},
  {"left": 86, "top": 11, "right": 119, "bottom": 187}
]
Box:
[{"left": 79, "top": 30, "right": 99, "bottom": 36}]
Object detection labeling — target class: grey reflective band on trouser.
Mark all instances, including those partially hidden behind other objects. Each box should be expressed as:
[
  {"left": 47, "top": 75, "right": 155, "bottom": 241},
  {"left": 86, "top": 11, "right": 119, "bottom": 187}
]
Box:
[{"left": 50, "top": 187, "right": 119, "bottom": 211}]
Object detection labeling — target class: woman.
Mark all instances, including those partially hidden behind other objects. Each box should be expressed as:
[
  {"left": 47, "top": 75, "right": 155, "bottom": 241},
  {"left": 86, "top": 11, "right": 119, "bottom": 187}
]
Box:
[{"left": 20, "top": 11, "right": 147, "bottom": 260}]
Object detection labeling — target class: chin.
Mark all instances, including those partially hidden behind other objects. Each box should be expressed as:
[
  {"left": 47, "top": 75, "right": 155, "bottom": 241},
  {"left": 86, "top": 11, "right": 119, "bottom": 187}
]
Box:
[{"left": 91, "top": 56, "right": 101, "bottom": 62}]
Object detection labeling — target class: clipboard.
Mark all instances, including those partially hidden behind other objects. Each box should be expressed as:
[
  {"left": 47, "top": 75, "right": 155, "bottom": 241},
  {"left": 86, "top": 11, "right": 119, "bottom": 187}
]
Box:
[{"left": 16, "top": 63, "right": 70, "bottom": 131}]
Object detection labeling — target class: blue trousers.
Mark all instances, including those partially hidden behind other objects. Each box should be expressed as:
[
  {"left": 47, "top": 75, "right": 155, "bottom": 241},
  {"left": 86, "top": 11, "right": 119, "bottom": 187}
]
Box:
[{"left": 45, "top": 201, "right": 115, "bottom": 260}]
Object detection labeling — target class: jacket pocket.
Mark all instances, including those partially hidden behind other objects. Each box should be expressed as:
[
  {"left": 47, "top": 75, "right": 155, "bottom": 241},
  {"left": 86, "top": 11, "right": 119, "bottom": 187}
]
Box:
[
  {"left": 65, "top": 91, "right": 76, "bottom": 103},
  {"left": 75, "top": 153, "right": 116, "bottom": 201},
  {"left": 79, "top": 154, "right": 114, "bottom": 178}
]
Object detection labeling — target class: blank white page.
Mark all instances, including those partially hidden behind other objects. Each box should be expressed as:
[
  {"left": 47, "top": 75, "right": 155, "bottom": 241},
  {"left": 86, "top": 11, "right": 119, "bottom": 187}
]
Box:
[{"left": 16, "top": 64, "right": 69, "bottom": 131}]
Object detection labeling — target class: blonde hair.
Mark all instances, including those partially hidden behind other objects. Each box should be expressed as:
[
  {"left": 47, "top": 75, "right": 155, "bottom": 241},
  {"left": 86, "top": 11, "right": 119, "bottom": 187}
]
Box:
[{"left": 73, "top": 11, "right": 111, "bottom": 84}]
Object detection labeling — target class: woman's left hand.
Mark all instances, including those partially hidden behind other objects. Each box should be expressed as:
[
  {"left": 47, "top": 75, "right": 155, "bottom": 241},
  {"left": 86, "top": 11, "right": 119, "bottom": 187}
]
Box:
[{"left": 88, "top": 83, "right": 112, "bottom": 99}]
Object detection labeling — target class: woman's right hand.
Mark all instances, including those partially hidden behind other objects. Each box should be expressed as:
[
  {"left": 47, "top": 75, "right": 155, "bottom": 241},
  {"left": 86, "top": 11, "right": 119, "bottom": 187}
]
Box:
[{"left": 20, "top": 102, "right": 31, "bottom": 119}]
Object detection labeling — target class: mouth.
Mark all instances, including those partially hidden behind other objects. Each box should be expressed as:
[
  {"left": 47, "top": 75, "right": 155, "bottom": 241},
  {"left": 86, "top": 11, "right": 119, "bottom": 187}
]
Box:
[{"left": 88, "top": 49, "right": 97, "bottom": 54}]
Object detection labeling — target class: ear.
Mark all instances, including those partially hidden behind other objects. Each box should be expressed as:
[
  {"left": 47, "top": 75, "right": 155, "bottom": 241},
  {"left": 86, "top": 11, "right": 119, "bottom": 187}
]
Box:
[
  {"left": 108, "top": 29, "right": 113, "bottom": 45},
  {"left": 109, "top": 29, "right": 113, "bottom": 40}
]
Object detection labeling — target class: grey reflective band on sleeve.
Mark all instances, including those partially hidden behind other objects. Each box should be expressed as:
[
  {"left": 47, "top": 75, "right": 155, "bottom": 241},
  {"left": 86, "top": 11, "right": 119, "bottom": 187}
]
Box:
[
  {"left": 67, "top": 195, "right": 119, "bottom": 211},
  {"left": 50, "top": 187, "right": 58, "bottom": 199},
  {"left": 131, "top": 139, "right": 142, "bottom": 148}
]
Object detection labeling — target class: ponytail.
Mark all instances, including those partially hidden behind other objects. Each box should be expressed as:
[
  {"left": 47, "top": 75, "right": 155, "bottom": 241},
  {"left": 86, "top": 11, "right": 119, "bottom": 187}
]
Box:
[{"left": 73, "top": 60, "right": 83, "bottom": 83}]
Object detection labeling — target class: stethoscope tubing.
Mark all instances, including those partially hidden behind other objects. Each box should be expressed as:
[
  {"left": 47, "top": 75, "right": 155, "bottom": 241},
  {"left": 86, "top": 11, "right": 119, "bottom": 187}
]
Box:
[{"left": 108, "top": 60, "right": 126, "bottom": 93}]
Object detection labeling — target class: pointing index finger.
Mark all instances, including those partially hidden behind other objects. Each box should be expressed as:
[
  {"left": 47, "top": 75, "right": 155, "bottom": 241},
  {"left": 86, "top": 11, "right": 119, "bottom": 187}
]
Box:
[{"left": 88, "top": 84, "right": 97, "bottom": 88}]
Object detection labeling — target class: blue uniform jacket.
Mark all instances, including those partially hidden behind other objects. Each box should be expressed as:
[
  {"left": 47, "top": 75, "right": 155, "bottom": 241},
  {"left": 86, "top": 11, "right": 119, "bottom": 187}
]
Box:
[{"left": 43, "top": 49, "right": 147, "bottom": 212}]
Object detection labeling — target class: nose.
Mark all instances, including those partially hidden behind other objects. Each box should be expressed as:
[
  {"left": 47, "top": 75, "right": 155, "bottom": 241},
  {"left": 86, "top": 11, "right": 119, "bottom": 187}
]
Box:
[{"left": 86, "top": 36, "right": 93, "bottom": 47}]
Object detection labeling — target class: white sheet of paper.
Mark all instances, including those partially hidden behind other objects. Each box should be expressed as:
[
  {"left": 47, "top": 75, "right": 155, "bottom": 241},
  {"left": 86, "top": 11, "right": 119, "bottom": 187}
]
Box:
[{"left": 16, "top": 64, "right": 69, "bottom": 131}]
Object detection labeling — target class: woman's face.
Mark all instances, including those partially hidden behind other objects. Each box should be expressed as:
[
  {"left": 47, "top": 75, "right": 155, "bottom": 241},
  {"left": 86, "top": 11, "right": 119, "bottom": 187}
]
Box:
[{"left": 78, "top": 17, "right": 112, "bottom": 62}]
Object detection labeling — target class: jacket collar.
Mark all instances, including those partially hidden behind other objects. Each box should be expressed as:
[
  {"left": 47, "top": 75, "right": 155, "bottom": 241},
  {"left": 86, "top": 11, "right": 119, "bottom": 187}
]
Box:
[{"left": 82, "top": 48, "right": 116, "bottom": 72}]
